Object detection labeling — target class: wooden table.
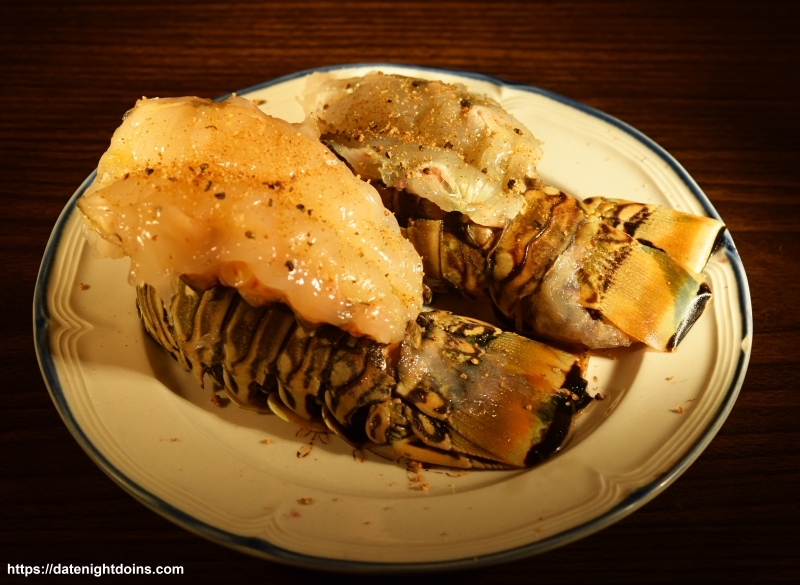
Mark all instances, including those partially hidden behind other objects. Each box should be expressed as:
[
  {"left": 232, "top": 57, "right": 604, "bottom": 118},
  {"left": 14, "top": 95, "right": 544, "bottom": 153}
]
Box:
[{"left": 2, "top": 0, "right": 798, "bottom": 581}]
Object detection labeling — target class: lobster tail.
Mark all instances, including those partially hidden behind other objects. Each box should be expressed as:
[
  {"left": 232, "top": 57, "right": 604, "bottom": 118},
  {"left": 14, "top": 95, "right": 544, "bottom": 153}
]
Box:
[
  {"left": 491, "top": 189, "right": 714, "bottom": 351},
  {"left": 386, "top": 185, "right": 718, "bottom": 351},
  {"left": 136, "top": 281, "right": 589, "bottom": 468}
]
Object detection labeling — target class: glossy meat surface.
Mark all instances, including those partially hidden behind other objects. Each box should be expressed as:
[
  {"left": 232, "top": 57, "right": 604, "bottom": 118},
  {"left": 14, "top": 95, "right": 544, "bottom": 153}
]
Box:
[
  {"left": 78, "top": 96, "right": 423, "bottom": 344},
  {"left": 306, "top": 72, "right": 543, "bottom": 227}
]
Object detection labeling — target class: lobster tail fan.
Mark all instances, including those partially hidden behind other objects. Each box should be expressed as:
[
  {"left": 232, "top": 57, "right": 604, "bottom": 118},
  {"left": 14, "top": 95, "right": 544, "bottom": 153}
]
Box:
[
  {"left": 576, "top": 221, "right": 711, "bottom": 352},
  {"left": 396, "top": 312, "right": 588, "bottom": 468},
  {"left": 488, "top": 331, "right": 588, "bottom": 394},
  {"left": 583, "top": 197, "right": 725, "bottom": 274}
]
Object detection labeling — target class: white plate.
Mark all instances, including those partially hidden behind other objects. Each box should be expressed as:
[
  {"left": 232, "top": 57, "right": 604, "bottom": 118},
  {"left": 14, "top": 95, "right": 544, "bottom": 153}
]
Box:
[{"left": 34, "top": 64, "right": 751, "bottom": 572}]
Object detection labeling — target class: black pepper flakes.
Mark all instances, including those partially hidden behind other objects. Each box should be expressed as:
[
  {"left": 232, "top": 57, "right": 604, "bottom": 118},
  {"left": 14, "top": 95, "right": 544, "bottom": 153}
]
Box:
[
  {"left": 204, "top": 180, "right": 212, "bottom": 192},
  {"left": 200, "top": 163, "right": 209, "bottom": 172},
  {"left": 507, "top": 179, "right": 516, "bottom": 189},
  {"left": 285, "top": 261, "right": 294, "bottom": 271},
  {"left": 513, "top": 128, "right": 522, "bottom": 135},
  {"left": 215, "top": 192, "right": 226, "bottom": 200},
  {"left": 296, "top": 204, "right": 305, "bottom": 211},
  {"left": 422, "top": 167, "right": 431, "bottom": 175},
  {"left": 145, "top": 168, "right": 154, "bottom": 175},
  {"left": 245, "top": 231, "right": 254, "bottom": 239},
  {"left": 443, "top": 141, "right": 453, "bottom": 149}
]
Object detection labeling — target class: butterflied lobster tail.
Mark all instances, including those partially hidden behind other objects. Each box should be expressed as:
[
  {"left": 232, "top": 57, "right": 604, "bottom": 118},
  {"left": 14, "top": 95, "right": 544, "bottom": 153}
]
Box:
[
  {"left": 136, "top": 279, "right": 590, "bottom": 469},
  {"left": 310, "top": 73, "right": 724, "bottom": 352}
]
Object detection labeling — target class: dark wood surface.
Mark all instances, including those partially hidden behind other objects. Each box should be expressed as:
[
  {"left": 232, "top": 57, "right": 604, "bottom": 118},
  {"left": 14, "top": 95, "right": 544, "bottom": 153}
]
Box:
[{"left": 2, "top": 0, "right": 798, "bottom": 582}]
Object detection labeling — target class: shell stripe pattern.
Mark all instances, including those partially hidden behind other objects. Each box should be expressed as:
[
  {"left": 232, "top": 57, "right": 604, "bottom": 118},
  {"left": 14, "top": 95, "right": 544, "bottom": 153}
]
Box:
[
  {"left": 310, "top": 73, "right": 725, "bottom": 351},
  {"left": 386, "top": 186, "right": 720, "bottom": 351},
  {"left": 136, "top": 280, "right": 591, "bottom": 469}
]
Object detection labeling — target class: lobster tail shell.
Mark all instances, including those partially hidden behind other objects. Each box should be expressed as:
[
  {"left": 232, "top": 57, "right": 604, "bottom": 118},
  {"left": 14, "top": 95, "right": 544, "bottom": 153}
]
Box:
[
  {"left": 583, "top": 197, "right": 725, "bottom": 274},
  {"left": 488, "top": 188, "right": 585, "bottom": 319},
  {"left": 568, "top": 220, "right": 711, "bottom": 352},
  {"left": 137, "top": 280, "right": 590, "bottom": 468},
  {"left": 402, "top": 218, "right": 493, "bottom": 298},
  {"left": 395, "top": 311, "right": 587, "bottom": 468},
  {"left": 485, "top": 187, "right": 715, "bottom": 351}
]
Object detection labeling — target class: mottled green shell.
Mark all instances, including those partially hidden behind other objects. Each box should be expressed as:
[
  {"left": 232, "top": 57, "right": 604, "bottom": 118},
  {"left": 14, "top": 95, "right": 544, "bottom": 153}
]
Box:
[{"left": 136, "top": 281, "right": 590, "bottom": 468}]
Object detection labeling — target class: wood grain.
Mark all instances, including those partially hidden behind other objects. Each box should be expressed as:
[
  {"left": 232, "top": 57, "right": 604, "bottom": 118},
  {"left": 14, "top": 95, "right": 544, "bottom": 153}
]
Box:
[{"left": 2, "top": 0, "right": 798, "bottom": 581}]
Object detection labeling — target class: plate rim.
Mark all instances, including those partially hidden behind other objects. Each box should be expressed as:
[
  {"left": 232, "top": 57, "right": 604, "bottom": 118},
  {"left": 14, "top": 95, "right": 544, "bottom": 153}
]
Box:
[{"left": 33, "top": 62, "right": 752, "bottom": 573}]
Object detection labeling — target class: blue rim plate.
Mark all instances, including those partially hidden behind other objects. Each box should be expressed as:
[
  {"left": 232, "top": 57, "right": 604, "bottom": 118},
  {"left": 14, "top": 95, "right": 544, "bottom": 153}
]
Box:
[{"left": 34, "top": 63, "right": 751, "bottom": 572}]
